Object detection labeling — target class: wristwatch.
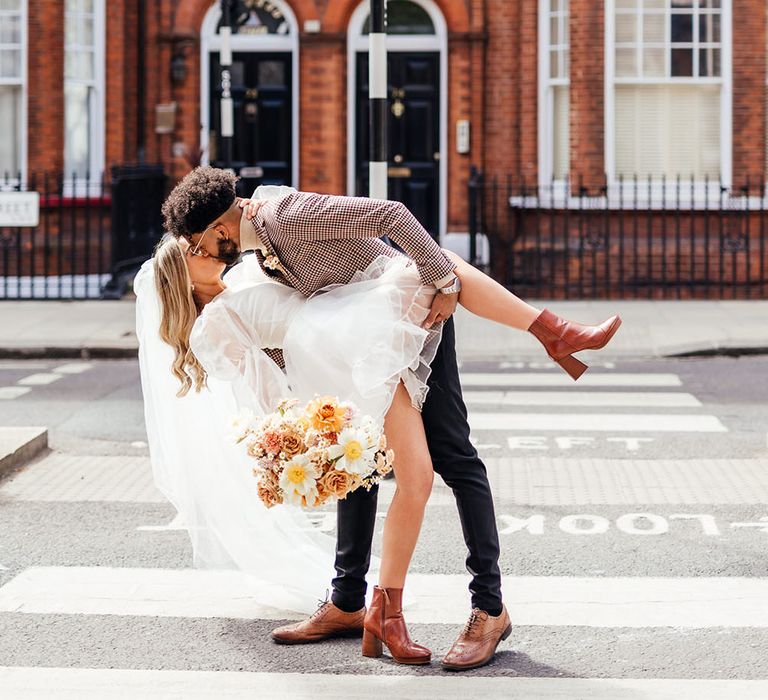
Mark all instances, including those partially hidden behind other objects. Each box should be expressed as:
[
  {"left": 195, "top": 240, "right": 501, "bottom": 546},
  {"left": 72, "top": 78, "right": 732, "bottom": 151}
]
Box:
[{"left": 439, "top": 276, "right": 462, "bottom": 295}]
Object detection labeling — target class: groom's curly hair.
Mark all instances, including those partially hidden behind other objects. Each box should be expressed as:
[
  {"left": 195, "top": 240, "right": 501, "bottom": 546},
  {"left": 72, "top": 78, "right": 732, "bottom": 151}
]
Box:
[{"left": 162, "top": 166, "right": 238, "bottom": 238}]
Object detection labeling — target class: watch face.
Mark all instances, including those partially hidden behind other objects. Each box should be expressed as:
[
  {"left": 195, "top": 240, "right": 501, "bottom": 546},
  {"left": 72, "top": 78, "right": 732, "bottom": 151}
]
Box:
[{"left": 220, "top": 0, "right": 291, "bottom": 36}]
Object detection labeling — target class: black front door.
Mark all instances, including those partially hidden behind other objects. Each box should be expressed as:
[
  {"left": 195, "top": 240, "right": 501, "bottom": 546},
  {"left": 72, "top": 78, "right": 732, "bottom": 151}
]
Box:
[
  {"left": 356, "top": 52, "right": 440, "bottom": 237},
  {"left": 209, "top": 51, "right": 292, "bottom": 194}
]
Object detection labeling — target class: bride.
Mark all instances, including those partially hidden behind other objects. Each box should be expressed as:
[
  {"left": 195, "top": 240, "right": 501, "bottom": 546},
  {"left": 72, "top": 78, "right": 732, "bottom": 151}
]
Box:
[{"left": 139, "top": 225, "right": 620, "bottom": 665}]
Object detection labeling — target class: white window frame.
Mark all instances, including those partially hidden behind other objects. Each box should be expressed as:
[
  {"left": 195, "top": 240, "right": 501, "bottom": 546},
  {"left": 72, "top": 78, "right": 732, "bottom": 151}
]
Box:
[
  {"left": 0, "top": 0, "right": 27, "bottom": 185},
  {"left": 604, "top": 0, "right": 732, "bottom": 203},
  {"left": 346, "top": 0, "right": 448, "bottom": 242},
  {"left": 63, "top": 0, "right": 106, "bottom": 194},
  {"left": 199, "top": 0, "right": 300, "bottom": 188},
  {"left": 538, "top": 0, "right": 570, "bottom": 186}
]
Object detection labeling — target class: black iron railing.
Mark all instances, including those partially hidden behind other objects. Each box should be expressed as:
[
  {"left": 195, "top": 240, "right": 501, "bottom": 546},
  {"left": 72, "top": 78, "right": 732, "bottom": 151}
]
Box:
[
  {"left": 0, "top": 166, "right": 166, "bottom": 300},
  {"left": 468, "top": 169, "right": 768, "bottom": 299}
]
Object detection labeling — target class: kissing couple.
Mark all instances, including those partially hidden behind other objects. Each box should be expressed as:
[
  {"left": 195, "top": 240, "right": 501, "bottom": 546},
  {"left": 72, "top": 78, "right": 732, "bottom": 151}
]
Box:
[{"left": 135, "top": 166, "right": 621, "bottom": 670}]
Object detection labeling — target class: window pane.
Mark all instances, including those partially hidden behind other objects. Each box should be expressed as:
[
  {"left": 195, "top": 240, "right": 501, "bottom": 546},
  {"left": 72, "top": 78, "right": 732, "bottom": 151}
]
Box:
[
  {"left": 82, "top": 0, "right": 93, "bottom": 12},
  {"left": 671, "top": 13, "right": 693, "bottom": 43},
  {"left": 362, "top": 0, "right": 435, "bottom": 35},
  {"left": 0, "top": 84, "right": 20, "bottom": 173},
  {"left": 642, "top": 0, "right": 665, "bottom": 8},
  {"left": 699, "top": 47, "right": 720, "bottom": 77},
  {"left": 699, "top": 13, "right": 720, "bottom": 43},
  {"left": 550, "top": 15, "right": 559, "bottom": 45},
  {"left": 0, "top": 48, "right": 20, "bottom": 78},
  {"left": 80, "top": 17, "right": 94, "bottom": 46},
  {"left": 65, "top": 17, "right": 77, "bottom": 45},
  {"left": 671, "top": 0, "right": 695, "bottom": 7},
  {"left": 643, "top": 47, "right": 665, "bottom": 77},
  {"left": 65, "top": 83, "right": 91, "bottom": 177},
  {"left": 549, "top": 50, "right": 560, "bottom": 78},
  {"left": 0, "top": 14, "right": 20, "bottom": 44},
  {"left": 0, "top": 0, "right": 21, "bottom": 10},
  {"left": 699, "top": 0, "right": 719, "bottom": 6},
  {"left": 615, "top": 84, "right": 720, "bottom": 178},
  {"left": 615, "top": 47, "right": 638, "bottom": 77},
  {"left": 617, "top": 0, "right": 638, "bottom": 8},
  {"left": 553, "top": 85, "right": 569, "bottom": 179},
  {"left": 616, "top": 13, "right": 636, "bottom": 42},
  {"left": 642, "top": 12, "right": 665, "bottom": 43},
  {"left": 671, "top": 47, "right": 693, "bottom": 76}
]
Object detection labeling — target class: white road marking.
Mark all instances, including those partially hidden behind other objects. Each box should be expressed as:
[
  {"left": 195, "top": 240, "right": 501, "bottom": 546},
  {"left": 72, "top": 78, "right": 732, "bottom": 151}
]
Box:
[
  {"left": 462, "top": 373, "right": 683, "bottom": 387},
  {"left": 16, "top": 373, "right": 63, "bottom": 386},
  {"left": 471, "top": 413, "right": 727, "bottom": 432},
  {"left": 463, "top": 390, "right": 701, "bottom": 407},
  {"left": 52, "top": 363, "right": 93, "bottom": 375},
  {"left": 2, "top": 568, "right": 768, "bottom": 628},
  {"left": 0, "top": 361, "right": 49, "bottom": 370},
  {"left": 0, "top": 386, "right": 31, "bottom": 400},
  {"left": 2, "top": 668, "right": 767, "bottom": 700}
]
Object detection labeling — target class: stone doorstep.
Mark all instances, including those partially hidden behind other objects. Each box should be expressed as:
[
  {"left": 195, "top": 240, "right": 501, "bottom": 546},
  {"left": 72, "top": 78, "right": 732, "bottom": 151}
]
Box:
[{"left": 0, "top": 427, "right": 48, "bottom": 481}]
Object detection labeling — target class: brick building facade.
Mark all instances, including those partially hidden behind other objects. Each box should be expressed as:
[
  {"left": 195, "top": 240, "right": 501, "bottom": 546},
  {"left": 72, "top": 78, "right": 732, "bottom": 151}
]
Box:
[{"left": 2, "top": 0, "right": 767, "bottom": 298}]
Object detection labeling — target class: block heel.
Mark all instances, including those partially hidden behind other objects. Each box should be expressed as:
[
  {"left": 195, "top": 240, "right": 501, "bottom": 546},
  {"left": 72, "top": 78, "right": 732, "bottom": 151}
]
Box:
[
  {"left": 556, "top": 353, "right": 588, "bottom": 381},
  {"left": 362, "top": 629, "right": 383, "bottom": 658}
]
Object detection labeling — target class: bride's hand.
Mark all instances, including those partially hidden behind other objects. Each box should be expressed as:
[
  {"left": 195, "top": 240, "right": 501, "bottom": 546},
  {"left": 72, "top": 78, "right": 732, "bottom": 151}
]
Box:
[{"left": 238, "top": 198, "right": 267, "bottom": 220}]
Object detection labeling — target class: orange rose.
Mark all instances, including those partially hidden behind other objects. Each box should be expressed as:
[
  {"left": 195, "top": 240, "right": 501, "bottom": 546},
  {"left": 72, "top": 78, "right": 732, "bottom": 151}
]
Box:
[{"left": 307, "top": 396, "right": 346, "bottom": 433}]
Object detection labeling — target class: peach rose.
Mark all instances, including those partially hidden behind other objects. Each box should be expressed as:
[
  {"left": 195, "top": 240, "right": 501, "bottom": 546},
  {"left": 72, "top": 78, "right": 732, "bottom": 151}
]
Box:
[
  {"left": 281, "top": 431, "right": 304, "bottom": 457},
  {"left": 321, "top": 469, "right": 354, "bottom": 499},
  {"left": 263, "top": 430, "right": 282, "bottom": 455},
  {"left": 257, "top": 471, "right": 283, "bottom": 508}
]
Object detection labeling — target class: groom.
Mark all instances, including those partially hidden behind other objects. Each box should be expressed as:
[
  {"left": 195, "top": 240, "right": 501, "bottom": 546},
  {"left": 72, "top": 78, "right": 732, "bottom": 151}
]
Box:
[{"left": 162, "top": 166, "right": 507, "bottom": 670}]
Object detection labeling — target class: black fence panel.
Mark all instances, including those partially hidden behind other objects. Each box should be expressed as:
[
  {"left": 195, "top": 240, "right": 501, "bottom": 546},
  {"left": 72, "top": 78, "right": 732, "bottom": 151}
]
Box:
[
  {"left": 468, "top": 169, "right": 768, "bottom": 300},
  {"left": 0, "top": 167, "right": 167, "bottom": 300}
]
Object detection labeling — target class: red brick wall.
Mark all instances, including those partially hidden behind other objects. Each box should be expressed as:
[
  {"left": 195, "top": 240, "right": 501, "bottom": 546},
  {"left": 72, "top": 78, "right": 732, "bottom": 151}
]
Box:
[
  {"left": 569, "top": 0, "right": 605, "bottom": 193},
  {"left": 732, "top": 0, "right": 767, "bottom": 185},
  {"left": 27, "top": 1, "right": 64, "bottom": 174}
]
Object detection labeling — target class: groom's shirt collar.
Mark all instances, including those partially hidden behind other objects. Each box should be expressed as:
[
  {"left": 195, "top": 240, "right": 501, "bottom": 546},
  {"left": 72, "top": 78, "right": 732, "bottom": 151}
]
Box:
[{"left": 239, "top": 213, "right": 268, "bottom": 254}]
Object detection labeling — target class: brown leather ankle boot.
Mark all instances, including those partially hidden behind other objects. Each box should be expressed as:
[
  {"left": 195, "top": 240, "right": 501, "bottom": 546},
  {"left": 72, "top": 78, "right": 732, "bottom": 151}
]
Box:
[
  {"left": 362, "top": 586, "right": 431, "bottom": 665},
  {"left": 528, "top": 309, "right": 622, "bottom": 380}
]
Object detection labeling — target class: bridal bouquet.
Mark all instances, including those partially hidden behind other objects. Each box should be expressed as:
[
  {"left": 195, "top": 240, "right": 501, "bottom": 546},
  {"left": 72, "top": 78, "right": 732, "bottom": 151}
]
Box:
[{"left": 232, "top": 397, "right": 394, "bottom": 509}]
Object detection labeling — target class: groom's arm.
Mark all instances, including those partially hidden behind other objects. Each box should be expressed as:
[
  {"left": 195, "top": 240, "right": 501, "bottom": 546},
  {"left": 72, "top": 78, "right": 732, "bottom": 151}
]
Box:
[{"left": 273, "top": 192, "right": 457, "bottom": 287}]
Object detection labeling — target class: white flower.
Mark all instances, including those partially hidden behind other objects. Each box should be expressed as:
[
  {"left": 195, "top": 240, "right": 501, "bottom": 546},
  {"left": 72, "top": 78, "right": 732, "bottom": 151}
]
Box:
[
  {"left": 328, "top": 427, "right": 377, "bottom": 475},
  {"left": 229, "top": 409, "right": 256, "bottom": 443},
  {"left": 264, "top": 255, "right": 283, "bottom": 271},
  {"left": 279, "top": 453, "right": 319, "bottom": 506}
]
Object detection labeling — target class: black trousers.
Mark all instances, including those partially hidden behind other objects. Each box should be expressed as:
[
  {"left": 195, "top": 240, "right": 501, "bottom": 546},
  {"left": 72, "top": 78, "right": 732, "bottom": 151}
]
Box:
[{"left": 331, "top": 317, "right": 503, "bottom": 613}]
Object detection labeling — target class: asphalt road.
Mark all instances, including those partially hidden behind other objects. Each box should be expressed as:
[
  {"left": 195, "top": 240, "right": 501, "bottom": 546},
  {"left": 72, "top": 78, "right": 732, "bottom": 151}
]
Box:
[{"left": 1, "top": 357, "right": 767, "bottom": 695}]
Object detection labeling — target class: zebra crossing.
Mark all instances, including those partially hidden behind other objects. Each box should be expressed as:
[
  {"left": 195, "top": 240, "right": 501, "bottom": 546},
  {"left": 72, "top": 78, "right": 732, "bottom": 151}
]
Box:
[{"left": 0, "top": 363, "right": 766, "bottom": 698}]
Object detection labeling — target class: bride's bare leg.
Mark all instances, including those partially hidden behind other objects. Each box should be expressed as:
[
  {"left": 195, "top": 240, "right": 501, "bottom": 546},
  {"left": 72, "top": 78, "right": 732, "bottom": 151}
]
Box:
[
  {"left": 378, "top": 382, "right": 433, "bottom": 589},
  {"left": 444, "top": 250, "right": 540, "bottom": 330}
]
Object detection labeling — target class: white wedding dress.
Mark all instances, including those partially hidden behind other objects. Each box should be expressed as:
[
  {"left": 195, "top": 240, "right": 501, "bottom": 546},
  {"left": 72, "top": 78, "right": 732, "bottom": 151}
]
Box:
[{"left": 135, "top": 250, "right": 441, "bottom": 615}]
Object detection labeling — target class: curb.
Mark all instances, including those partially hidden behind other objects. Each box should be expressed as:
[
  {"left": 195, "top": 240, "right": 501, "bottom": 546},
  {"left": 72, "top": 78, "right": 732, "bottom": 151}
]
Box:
[
  {"left": 0, "top": 347, "right": 138, "bottom": 360},
  {"left": 0, "top": 427, "right": 48, "bottom": 481}
]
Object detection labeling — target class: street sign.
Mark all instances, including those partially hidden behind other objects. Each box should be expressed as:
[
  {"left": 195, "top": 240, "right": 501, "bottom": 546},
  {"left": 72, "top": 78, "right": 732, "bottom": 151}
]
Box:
[{"left": 0, "top": 192, "right": 40, "bottom": 227}]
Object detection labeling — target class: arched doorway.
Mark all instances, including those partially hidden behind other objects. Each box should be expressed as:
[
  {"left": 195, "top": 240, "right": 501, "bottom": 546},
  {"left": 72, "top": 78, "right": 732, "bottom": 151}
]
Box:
[
  {"left": 347, "top": 0, "right": 447, "bottom": 239},
  {"left": 200, "top": 0, "right": 299, "bottom": 192}
]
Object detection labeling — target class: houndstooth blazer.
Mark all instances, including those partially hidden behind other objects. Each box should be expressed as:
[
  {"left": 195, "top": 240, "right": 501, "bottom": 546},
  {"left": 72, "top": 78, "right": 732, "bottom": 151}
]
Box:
[{"left": 243, "top": 191, "right": 456, "bottom": 295}]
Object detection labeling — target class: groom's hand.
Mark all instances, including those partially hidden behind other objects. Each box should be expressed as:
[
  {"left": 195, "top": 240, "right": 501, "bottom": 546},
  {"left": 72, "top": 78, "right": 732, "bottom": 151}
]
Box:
[
  {"left": 238, "top": 198, "right": 267, "bottom": 220},
  {"left": 423, "top": 289, "right": 459, "bottom": 329}
]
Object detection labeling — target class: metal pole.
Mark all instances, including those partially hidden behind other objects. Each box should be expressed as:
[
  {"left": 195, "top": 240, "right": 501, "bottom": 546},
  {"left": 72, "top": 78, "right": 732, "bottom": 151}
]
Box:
[
  {"left": 220, "top": 0, "right": 234, "bottom": 170},
  {"left": 368, "top": 0, "right": 387, "bottom": 199}
]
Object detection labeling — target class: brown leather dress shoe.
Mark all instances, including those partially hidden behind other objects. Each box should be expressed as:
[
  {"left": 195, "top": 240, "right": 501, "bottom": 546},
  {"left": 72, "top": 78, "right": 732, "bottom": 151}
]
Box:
[
  {"left": 271, "top": 600, "right": 365, "bottom": 645},
  {"left": 441, "top": 606, "right": 512, "bottom": 671},
  {"left": 528, "top": 309, "right": 622, "bottom": 380}
]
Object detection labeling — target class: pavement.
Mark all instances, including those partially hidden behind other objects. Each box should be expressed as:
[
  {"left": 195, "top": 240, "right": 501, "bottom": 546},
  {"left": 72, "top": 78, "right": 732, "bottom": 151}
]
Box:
[{"left": 1, "top": 298, "right": 768, "bottom": 361}]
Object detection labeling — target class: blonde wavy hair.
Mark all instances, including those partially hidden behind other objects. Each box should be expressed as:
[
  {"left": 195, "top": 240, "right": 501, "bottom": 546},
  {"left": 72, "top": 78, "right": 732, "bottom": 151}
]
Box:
[{"left": 152, "top": 235, "right": 207, "bottom": 396}]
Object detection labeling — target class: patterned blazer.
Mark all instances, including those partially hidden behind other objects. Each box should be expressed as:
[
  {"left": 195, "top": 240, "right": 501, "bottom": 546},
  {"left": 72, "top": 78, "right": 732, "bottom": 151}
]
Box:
[{"left": 242, "top": 191, "right": 456, "bottom": 367}]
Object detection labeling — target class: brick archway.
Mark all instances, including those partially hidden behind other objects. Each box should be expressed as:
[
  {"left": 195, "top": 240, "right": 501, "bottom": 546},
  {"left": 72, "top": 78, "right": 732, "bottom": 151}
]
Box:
[
  {"left": 173, "top": 0, "right": 319, "bottom": 35},
  {"left": 323, "top": 0, "right": 469, "bottom": 34}
]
